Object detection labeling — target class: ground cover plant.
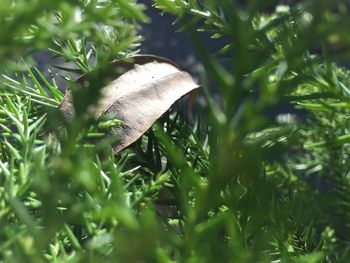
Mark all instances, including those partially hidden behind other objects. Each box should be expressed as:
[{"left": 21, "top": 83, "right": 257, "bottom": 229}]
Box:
[{"left": 1, "top": 0, "right": 350, "bottom": 262}]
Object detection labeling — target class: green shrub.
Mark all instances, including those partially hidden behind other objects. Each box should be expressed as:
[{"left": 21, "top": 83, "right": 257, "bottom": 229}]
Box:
[{"left": 1, "top": 0, "right": 350, "bottom": 262}]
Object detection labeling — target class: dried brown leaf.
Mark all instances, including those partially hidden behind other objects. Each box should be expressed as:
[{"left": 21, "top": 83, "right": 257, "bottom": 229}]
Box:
[{"left": 59, "top": 55, "right": 200, "bottom": 152}]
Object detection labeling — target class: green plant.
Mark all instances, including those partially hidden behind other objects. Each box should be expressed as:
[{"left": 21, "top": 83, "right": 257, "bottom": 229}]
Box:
[{"left": 2, "top": 0, "right": 350, "bottom": 262}]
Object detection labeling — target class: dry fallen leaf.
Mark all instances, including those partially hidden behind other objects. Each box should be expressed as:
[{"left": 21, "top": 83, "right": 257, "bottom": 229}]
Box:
[{"left": 59, "top": 55, "right": 200, "bottom": 152}]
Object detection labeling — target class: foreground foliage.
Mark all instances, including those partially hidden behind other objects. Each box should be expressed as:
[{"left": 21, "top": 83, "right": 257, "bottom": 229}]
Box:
[{"left": 1, "top": 0, "right": 350, "bottom": 262}]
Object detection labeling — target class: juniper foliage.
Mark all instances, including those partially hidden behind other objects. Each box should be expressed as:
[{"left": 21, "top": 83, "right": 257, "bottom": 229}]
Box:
[{"left": 1, "top": 0, "right": 350, "bottom": 262}]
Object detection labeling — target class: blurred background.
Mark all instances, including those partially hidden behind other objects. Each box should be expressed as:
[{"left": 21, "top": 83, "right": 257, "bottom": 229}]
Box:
[{"left": 33, "top": 0, "right": 229, "bottom": 90}]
